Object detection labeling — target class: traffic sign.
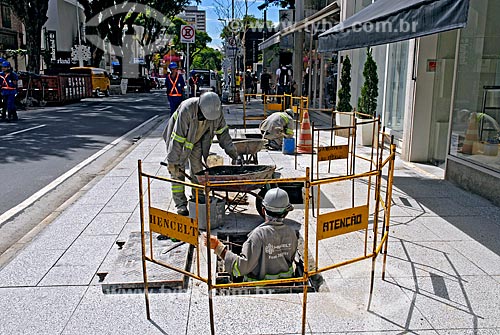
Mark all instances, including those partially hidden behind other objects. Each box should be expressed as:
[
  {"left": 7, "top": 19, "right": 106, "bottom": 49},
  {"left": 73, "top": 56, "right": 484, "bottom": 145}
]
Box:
[{"left": 180, "top": 25, "right": 195, "bottom": 44}]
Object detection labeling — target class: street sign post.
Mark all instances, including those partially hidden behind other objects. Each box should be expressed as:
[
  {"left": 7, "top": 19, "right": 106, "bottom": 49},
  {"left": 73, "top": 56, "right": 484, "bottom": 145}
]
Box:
[{"left": 180, "top": 25, "right": 195, "bottom": 97}]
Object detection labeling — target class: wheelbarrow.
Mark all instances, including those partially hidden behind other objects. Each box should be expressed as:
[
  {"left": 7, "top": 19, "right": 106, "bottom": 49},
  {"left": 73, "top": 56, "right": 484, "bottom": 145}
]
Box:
[
  {"left": 232, "top": 139, "right": 266, "bottom": 165},
  {"left": 195, "top": 165, "right": 276, "bottom": 216}
]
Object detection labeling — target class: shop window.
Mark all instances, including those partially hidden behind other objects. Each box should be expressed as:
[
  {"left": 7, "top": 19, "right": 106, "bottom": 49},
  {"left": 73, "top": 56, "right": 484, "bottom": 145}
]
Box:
[{"left": 450, "top": 0, "right": 500, "bottom": 172}]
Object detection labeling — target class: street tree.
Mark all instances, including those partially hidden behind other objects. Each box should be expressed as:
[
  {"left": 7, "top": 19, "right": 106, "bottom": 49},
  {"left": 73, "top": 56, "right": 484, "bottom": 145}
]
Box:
[
  {"left": 337, "top": 55, "right": 352, "bottom": 113},
  {"left": 79, "top": 0, "right": 194, "bottom": 67},
  {"left": 192, "top": 48, "right": 223, "bottom": 70},
  {"left": 6, "top": 0, "right": 49, "bottom": 73}
]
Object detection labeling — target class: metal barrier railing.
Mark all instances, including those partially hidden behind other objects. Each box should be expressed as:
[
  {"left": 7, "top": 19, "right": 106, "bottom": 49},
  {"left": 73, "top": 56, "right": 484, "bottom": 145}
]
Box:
[{"left": 137, "top": 120, "right": 396, "bottom": 334}]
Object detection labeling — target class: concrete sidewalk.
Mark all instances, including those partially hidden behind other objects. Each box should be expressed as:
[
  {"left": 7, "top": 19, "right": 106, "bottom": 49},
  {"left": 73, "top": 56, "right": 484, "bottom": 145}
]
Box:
[{"left": 1, "top": 98, "right": 500, "bottom": 334}]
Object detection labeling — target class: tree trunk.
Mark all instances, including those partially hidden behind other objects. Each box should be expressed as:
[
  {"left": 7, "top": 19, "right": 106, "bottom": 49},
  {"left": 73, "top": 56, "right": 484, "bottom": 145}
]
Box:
[{"left": 26, "top": 24, "right": 42, "bottom": 74}]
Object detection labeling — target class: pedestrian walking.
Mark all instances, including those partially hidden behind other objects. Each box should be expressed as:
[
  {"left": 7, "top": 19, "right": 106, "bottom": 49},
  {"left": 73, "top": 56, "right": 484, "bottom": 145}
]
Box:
[
  {"left": 260, "top": 68, "right": 272, "bottom": 100},
  {"left": 204, "top": 187, "right": 297, "bottom": 281},
  {"left": 0, "top": 61, "right": 18, "bottom": 122},
  {"left": 165, "top": 62, "right": 185, "bottom": 116},
  {"left": 162, "top": 92, "right": 241, "bottom": 216}
]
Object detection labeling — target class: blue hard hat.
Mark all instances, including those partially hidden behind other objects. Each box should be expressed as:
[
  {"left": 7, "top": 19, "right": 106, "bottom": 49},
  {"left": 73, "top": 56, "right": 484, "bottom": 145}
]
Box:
[
  {"left": 2, "top": 61, "right": 10, "bottom": 68},
  {"left": 0, "top": 58, "right": 5, "bottom": 63},
  {"left": 190, "top": 70, "right": 196, "bottom": 75},
  {"left": 168, "top": 62, "right": 178, "bottom": 69}
]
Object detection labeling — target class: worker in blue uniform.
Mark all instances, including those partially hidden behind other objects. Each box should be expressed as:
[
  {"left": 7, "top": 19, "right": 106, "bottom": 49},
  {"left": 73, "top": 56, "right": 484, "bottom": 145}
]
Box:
[
  {"left": 165, "top": 62, "right": 185, "bottom": 116},
  {"left": 0, "top": 61, "right": 18, "bottom": 122}
]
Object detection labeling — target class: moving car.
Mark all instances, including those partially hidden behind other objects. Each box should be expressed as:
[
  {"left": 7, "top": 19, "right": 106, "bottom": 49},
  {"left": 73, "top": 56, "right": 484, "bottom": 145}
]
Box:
[{"left": 191, "top": 69, "right": 221, "bottom": 96}]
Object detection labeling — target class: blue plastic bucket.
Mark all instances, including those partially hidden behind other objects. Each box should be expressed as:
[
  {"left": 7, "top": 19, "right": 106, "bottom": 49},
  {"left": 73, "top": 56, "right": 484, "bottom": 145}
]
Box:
[{"left": 282, "top": 137, "right": 295, "bottom": 155}]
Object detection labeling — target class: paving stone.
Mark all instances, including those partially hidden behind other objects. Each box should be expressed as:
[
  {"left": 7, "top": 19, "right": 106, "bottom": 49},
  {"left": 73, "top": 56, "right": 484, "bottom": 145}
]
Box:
[
  {"left": 0, "top": 286, "right": 86, "bottom": 334},
  {"left": 187, "top": 292, "right": 305, "bottom": 335},
  {"left": 436, "top": 328, "right": 500, "bottom": 335},
  {"left": 394, "top": 275, "right": 500, "bottom": 329},
  {"left": 83, "top": 212, "right": 131, "bottom": 236},
  {"left": 306, "top": 277, "right": 433, "bottom": 333},
  {"left": 101, "top": 232, "right": 191, "bottom": 292},
  {"left": 39, "top": 235, "right": 117, "bottom": 286},
  {"left": 61, "top": 285, "right": 189, "bottom": 335},
  {"left": 0, "top": 247, "right": 64, "bottom": 287}
]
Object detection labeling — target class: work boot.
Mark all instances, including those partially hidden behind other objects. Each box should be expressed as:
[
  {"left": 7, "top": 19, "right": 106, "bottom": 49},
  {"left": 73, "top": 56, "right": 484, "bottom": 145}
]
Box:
[{"left": 177, "top": 208, "right": 189, "bottom": 216}]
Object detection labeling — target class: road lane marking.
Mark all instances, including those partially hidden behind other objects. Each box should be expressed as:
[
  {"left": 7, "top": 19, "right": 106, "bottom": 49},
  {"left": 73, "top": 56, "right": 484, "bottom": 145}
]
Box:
[
  {"left": 1, "top": 125, "right": 46, "bottom": 137},
  {"left": 0, "top": 114, "right": 160, "bottom": 226},
  {"left": 97, "top": 106, "right": 112, "bottom": 111}
]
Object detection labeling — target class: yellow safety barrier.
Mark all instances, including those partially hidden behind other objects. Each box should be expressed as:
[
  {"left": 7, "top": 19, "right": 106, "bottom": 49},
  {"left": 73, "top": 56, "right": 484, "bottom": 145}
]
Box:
[{"left": 138, "top": 105, "right": 395, "bottom": 335}]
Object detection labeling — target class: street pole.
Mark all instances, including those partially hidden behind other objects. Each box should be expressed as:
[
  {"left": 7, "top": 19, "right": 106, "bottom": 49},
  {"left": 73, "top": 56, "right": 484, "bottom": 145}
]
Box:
[
  {"left": 75, "top": 0, "right": 83, "bottom": 67},
  {"left": 186, "top": 43, "right": 190, "bottom": 98},
  {"left": 293, "top": 0, "right": 304, "bottom": 96}
]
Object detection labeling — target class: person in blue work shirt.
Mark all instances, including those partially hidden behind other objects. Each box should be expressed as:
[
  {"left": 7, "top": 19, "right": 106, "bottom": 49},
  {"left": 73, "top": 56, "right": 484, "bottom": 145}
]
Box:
[
  {"left": 188, "top": 70, "right": 199, "bottom": 98},
  {"left": 165, "top": 62, "right": 185, "bottom": 116},
  {"left": 0, "top": 61, "right": 18, "bottom": 122}
]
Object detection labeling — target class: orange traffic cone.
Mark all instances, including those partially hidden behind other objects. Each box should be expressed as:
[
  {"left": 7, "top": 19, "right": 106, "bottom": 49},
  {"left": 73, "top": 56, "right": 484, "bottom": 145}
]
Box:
[
  {"left": 297, "top": 110, "right": 313, "bottom": 153},
  {"left": 462, "top": 112, "right": 478, "bottom": 155}
]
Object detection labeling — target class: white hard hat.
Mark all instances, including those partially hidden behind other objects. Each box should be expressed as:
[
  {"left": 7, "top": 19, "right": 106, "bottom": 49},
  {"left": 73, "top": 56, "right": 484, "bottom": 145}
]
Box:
[
  {"left": 199, "top": 92, "right": 222, "bottom": 120},
  {"left": 285, "top": 109, "right": 294, "bottom": 118},
  {"left": 262, "top": 187, "right": 293, "bottom": 214}
]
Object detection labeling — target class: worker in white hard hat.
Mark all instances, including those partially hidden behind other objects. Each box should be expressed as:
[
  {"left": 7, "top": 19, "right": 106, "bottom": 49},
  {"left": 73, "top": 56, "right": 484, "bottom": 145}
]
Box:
[
  {"left": 204, "top": 187, "right": 298, "bottom": 281},
  {"left": 162, "top": 91, "right": 240, "bottom": 216},
  {"left": 260, "top": 108, "right": 295, "bottom": 150}
]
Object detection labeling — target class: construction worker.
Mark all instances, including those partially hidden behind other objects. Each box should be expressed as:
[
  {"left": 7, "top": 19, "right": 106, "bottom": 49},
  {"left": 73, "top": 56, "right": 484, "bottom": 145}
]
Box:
[
  {"left": 188, "top": 70, "right": 199, "bottom": 97},
  {"left": 260, "top": 109, "right": 295, "bottom": 150},
  {"left": 204, "top": 187, "right": 298, "bottom": 281},
  {"left": 162, "top": 91, "right": 240, "bottom": 216},
  {"left": 0, "top": 61, "right": 18, "bottom": 122},
  {"left": 165, "top": 62, "right": 185, "bottom": 115}
]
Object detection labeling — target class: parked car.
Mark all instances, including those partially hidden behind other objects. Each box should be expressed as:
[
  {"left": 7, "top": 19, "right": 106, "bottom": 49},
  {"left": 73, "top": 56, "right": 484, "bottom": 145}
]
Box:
[{"left": 70, "top": 67, "right": 111, "bottom": 97}]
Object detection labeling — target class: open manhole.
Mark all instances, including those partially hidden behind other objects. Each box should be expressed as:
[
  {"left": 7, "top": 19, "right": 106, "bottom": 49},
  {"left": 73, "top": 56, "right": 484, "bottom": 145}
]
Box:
[{"left": 214, "top": 232, "right": 326, "bottom": 295}]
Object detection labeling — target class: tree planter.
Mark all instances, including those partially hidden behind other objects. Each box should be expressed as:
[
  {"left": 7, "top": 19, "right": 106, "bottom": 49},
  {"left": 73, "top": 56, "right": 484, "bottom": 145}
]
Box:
[{"left": 357, "top": 118, "right": 376, "bottom": 146}]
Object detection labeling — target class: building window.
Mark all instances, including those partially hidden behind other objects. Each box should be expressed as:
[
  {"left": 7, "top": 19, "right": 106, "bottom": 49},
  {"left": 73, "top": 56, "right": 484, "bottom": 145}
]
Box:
[
  {"left": 449, "top": 0, "right": 500, "bottom": 172},
  {"left": 2, "top": 6, "right": 11, "bottom": 29},
  {"left": 384, "top": 40, "right": 409, "bottom": 134}
]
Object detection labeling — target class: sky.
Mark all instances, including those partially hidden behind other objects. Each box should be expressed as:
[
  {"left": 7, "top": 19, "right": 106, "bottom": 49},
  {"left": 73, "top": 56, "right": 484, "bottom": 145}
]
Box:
[{"left": 194, "top": 0, "right": 280, "bottom": 49}]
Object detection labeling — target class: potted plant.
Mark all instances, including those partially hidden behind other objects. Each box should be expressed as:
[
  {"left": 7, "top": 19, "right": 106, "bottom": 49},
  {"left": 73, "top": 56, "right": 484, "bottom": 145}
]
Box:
[
  {"left": 357, "top": 48, "right": 379, "bottom": 146},
  {"left": 335, "top": 55, "right": 353, "bottom": 137}
]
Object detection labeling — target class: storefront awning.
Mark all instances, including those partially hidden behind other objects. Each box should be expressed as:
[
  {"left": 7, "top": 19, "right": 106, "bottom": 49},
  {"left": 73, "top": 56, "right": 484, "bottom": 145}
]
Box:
[
  {"left": 318, "top": 0, "right": 470, "bottom": 52},
  {"left": 259, "top": 1, "right": 340, "bottom": 51},
  {"left": 259, "top": 33, "right": 281, "bottom": 51}
]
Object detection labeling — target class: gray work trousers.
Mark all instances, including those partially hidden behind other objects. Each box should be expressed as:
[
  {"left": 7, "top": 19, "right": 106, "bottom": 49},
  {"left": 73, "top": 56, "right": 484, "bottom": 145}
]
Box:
[{"left": 170, "top": 143, "right": 205, "bottom": 210}]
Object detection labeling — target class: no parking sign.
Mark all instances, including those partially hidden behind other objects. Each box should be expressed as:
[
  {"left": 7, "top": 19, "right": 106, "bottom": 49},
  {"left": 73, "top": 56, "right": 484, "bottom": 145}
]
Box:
[{"left": 180, "top": 25, "right": 195, "bottom": 44}]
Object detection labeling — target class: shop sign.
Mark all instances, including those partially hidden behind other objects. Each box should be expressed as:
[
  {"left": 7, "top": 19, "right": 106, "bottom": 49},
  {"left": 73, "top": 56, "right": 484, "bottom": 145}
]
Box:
[
  {"left": 149, "top": 207, "right": 198, "bottom": 246},
  {"left": 318, "top": 145, "right": 349, "bottom": 161},
  {"left": 317, "top": 205, "right": 369, "bottom": 240},
  {"left": 46, "top": 30, "right": 57, "bottom": 63}
]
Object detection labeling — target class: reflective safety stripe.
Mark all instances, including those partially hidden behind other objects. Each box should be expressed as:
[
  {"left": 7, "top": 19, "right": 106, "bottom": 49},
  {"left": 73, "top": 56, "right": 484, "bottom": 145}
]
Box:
[
  {"left": 168, "top": 74, "right": 182, "bottom": 96},
  {"left": 173, "top": 111, "right": 179, "bottom": 121},
  {"left": 279, "top": 113, "right": 289, "bottom": 125},
  {"left": 215, "top": 125, "right": 228, "bottom": 135},
  {"left": 285, "top": 128, "right": 294, "bottom": 135},
  {"left": 171, "top": 185, "right": 185, "bottom": 193},
  {"left": 244, "top": 265, "right": 294, "bottom": 282},
  {"left": 171, "top": 132, "right": 186, "bottom": 144},
  {"left": 184, "top": 141, "right": 194, "bottom": 150},
  {"left": 232, "top": 262, "right": 241, "bottom": 277}
]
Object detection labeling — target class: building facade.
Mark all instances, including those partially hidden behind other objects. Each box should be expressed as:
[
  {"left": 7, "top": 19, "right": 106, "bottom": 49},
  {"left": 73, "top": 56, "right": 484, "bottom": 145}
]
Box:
[
  {"left": 179, "top": 6, "right": 206, "bottom": 32},
  {"left": 337, "top": 0, "right": 500, "bottom": 205},
  {"left": 0, "top": 2, "right": 26, "bottom": 71}
]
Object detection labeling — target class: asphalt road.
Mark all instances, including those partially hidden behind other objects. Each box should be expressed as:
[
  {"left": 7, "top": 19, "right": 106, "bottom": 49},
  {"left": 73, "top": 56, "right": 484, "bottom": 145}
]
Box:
[{"left": 0, "top": 91, "right": 167, "bottom": 216}]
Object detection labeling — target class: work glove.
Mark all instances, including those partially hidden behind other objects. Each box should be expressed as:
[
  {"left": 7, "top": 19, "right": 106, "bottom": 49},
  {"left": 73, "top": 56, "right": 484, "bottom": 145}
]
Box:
[
  {"left": 203, "top": 233, "right": 226, "bottom": 258},
  {"left": 167, "top": 164, "right": 180, "bottom": 175}
]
